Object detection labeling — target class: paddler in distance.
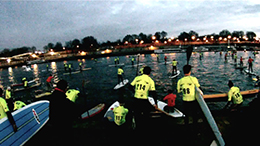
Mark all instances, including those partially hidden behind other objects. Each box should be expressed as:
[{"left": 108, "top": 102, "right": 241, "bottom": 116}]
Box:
[
  {"left": 248, "top": 56, "right": 254, "bottom": 73},
  {"left": 172, "top": 59, "right": 178, "bottom": 75},
  {"left": 223, "top": 80, "right": 243, "bottom": 111},
  {"left": 130, "top": 66, "right": 157, "bottom": 129},
  {"left": 177, "top": 65, "right": 201, "bottom": 125},
  {"left": 118, "top": 66, "right": 124, "bottom": 85}
]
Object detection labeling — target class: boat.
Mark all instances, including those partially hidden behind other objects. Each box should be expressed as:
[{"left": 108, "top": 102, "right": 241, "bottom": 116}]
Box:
[{"left": 203, "top": 89, "right": 258, "bottom": 101}]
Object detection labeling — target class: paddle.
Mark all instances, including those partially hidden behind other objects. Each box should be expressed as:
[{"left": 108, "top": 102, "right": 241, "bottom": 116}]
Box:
[
  {"left": 186, "top": 45, "right": 193, "bottom": 65},
  {"left": 135, "top": 54, "right": 140, "bottom": 76}
]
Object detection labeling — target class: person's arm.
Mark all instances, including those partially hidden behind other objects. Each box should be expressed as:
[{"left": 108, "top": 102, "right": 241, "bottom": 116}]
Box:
[
  {"left": 6, "top": 111, "right": 17, "bottom": 132},
  {"left": 224, "top": 90, "right": 233, "bottom": 110},
  {"left": 150, "top": 91, "right": 158, "bottom": 107}
]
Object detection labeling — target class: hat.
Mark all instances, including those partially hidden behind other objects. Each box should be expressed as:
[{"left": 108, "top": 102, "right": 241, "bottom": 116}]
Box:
[{"left": 7, "top": 86, "right": 11, "bottom": 90}]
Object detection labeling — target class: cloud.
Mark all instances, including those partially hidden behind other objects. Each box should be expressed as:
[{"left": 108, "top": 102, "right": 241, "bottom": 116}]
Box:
[{"left": 0, "top": 1, "right": 259, "bottom": 50}]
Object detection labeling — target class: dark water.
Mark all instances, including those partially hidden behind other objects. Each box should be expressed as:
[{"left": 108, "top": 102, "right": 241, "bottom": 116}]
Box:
[{"left": 1, "top": 51, "right": 259, "bottom": 110}]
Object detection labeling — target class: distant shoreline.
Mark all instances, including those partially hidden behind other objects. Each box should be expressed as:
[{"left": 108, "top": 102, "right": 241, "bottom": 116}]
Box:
[{"left": 0, "top": 45, "right": 259, "bottom": 69}]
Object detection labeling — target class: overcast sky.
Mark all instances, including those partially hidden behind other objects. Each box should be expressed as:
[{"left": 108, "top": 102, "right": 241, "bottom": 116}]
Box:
[{"left": 0, "top": 0, "right": 260, "bottom": 50}]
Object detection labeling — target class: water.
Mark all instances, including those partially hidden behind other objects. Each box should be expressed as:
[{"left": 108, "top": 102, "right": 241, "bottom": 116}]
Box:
[{"left": 1, "top": 51, "right": 259, "bottom": 110}]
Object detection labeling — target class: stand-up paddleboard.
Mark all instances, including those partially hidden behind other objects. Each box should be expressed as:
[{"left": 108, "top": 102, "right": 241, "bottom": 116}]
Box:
[
  {"left": 108, "top": 63, "right": 125, "bottom": 67},
  {"left": 0, "top": 100, "right": 49, "bottom": 146},
  {"left": 235, "top": 66, "right": 246, "bottom": 69},
  {"left": 35, "top": 92, "right": 52, "bottom": 98},
  {"left": 148, "top": 97, "right": 184, "bottom": 118},
  {"left": 14, "top": 83, "right": 41, "bottom": 92},
  {"left": 195, "top": 87, "right": 225, "bottom": 146},
  {"left": 244, "top": 69, "right": 257, "bottom": 75},
  {"left": 104, "top": 101, "right": 120, "bottom": 122},
  {"left": 124, "top": 63, "right": 144, "bottom": 68},
  {"left": 114, "top": 79, "right": 129, "bottom": 90},
  {"left": 169, "top": 70, "right": 180, "bottom": 79},
  {"left": 11, "top": 78, "right": 40, "bottom": 87},
  {"left": 159, "top": 61, "right": 171, "bottom": 65},
  {"left": 63, "top": 68, "right": 91, "bottom": 75},
  {"left": 81, "top": 103, "right": 105, "bottom": 119}
]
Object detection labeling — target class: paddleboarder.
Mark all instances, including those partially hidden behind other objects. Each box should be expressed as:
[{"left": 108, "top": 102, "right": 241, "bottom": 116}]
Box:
[
  {"left": 223, "top": 80, "right": 243, "bottom": 111},
  {"left": 172, "top": 59, "right": 178, "bottom": 75},
  {"left": 118, "top": 67, "right": 124, "bottom": 85},
  {"left": 248, "top": 57, "right": 254, "bottom": 72},
  {"left": 113, "top": 98, "right": 128, "bottom": 127},
  {"left": 163, "top": 89, "right": 176, "bottom": 113},
  {"left": 177, "top": 65, "right": 201, "bottom": 125},
  {"left": 0, "top": 88, "right": 17, "bottom": 132},
  {"left": 46, "top": 74, "right": 53, "bottom": 91},
  {"left": 130, "top": 66, "right": 157, "bottom": 128}
]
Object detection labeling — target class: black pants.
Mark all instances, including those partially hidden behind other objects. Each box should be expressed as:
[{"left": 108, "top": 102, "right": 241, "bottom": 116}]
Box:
[
  {"left": 183, "top": 100, "right": 200, "bottom": 125},
  {"left": 118, "top": 75, "right": 123, "bottom": 84},
  {"left": 249, "top": 63, "right": 253, "bottom": 72},
  {"left": 132, "top": 98, "right": 155, "bottom": 129}
]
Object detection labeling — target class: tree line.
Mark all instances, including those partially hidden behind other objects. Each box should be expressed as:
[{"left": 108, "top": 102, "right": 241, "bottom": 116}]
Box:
[{"left": 0, "top": 29, "right": 257, "bottom": 57}]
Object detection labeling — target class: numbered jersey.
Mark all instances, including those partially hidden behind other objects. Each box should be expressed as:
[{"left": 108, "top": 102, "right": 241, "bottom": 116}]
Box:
[
  {"left": 113, "top": 106, "right": 128, "bottom": 126},
  {"left": 177, "top": 76, "right": 200, "bottom": 101},
  {"left": 228, "top": 86, "right": 243, "bottom": 104},
  {"left": 131, "top": 74, "right": 156, "bottom": 99}
]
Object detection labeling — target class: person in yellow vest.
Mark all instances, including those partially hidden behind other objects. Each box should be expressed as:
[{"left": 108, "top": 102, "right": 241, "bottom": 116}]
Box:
[
  {"left": 66, "top": 89, "right": 80, "bottom": 102},
  {"left": 13, "top": 100, "right": 26, "bottom": 111},
  {"left": 79, "top": 62, "right": 83, "bottom": 72},
  {"left": 177, "top": 65, "right": 201, "bottom": 125},
  {"left": 172, "top": 59, "right": 178, "bottom": 75},
  {"left": 130, "top": 66, "right": 157, "bottom": 128},
  {"left": 0, "top": 88, "right": 17, "bottom": 132},
  {"left": 22, "top": 77, "right": 28, "bottom": 88},
  {"left": 64, "top": 62, "right": 68, "bottom": 71},
  {"left": 68, "top": 63, "right": 72, "bottom": 74},
  {"left": 224, "top": 80, "right": 243, "bottom": 111},
  {"left": 5, "top": 86, "right": 14, "bottom": 111},
  {"left": 118, "top": 67, "right": 124, "bottom": 85},
  {"left": 113, "top": 99, "right": 128, "bottom": 126},
  {"left": 131, "top": 57, "right": 135, "bottom": 66}
]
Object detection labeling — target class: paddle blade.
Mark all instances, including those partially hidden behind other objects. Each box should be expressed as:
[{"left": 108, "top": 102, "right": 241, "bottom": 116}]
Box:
[{"left": 186, "top": 46, "right": 193, "bottom": 65}]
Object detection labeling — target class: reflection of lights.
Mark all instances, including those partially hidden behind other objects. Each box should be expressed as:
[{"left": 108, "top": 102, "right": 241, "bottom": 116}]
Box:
[
  {"left": 50, "top": 51, "right": 55, "bottom": 55},
  {"left": 51, "top": 62, "right": 57, "bottom": 72},
  {"left": 82, "top": 59, "right": 85, "bottom": 62},
  {"left": 7, "top": 58, "right": 11, "bottom": 63},
  {"left": 8, "top": 67, "right": 14, "bottom": 83},
  {"left": 32, "top": 64, "right": 39, "bottom": 78},
  {"left": 80, "top": 51, "right": 86, "bottom": 56},
  {"left": 149, "top": 46, "right": 157, "bottom": 50},
  {"left": 106, "top": 56, "right": 110, "bottom": 59},
  {"left": 31, "top": 54, "right": 37, "bottom": 58}
]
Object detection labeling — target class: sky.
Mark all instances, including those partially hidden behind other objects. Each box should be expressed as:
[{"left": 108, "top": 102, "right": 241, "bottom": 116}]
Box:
[{"left": 0, "top": 0, "right": 260, "bottom": 50}]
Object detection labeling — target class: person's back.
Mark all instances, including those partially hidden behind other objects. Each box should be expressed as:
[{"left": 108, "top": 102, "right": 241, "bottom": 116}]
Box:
[
  {"left": 113, "top": 105, "right": 128, "bottom": 126},
  {"left": 163, "top": 93, "right": 176, "bottom": 107},
  {"left": 13, "top": 101, "right": 26, "bottom": 111},
  {"left": 131, "top": 74, "right": 155, "bottom": 99},
  {"left": 177, "top": 76, "right": 200, "bottom": 101},
  {"left": 228, "top": 86, "right": 243, "bottom": 105}
]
